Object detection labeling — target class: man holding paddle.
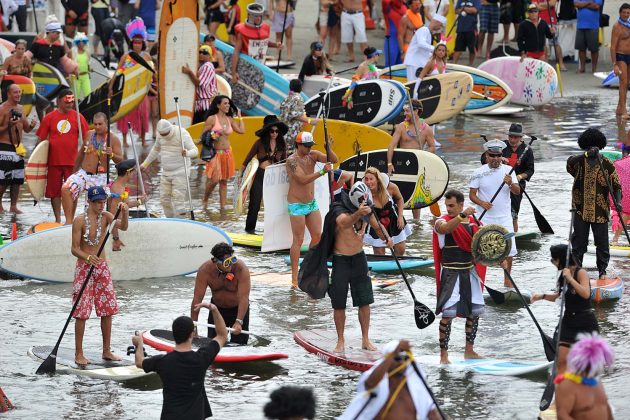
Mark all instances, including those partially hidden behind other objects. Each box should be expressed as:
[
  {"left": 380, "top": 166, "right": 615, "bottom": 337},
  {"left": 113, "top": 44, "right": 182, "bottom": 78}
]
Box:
[
  {"left": 470, "top": 139, "right": 520, "bottom": 287},
  {"left": 71, "top": 186, "right": 129, "bottom": 365},
  {"left": 433, "top": 190, "right": 486, "bottom": 364}
]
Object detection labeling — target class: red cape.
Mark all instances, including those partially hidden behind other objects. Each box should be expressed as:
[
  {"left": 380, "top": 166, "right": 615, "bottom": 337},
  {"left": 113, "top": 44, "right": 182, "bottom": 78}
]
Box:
[
  {"left": 432, "top": 215, "right": 487, "bottom": 297},
  {"left": 382, "top": 0, "right": 407, "bottom": 36}
]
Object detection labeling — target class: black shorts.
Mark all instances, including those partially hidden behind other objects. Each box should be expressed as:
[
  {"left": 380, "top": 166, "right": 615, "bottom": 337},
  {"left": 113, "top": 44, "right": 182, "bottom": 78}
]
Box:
[
  {"left": 208, "top": 299, "right": 250, "bottom": 345},
  {"left": 210, "top": 7, "right": 225, "bottom": 23},
  {"left": 455, "top": 31, "right": 476, "bottom": 53},
  {"left": 559, "top": 309, "right": 599, "bottom": 345},
  {"left": 328, "top": 7, "right": 339, "bottom": 27},
  {"left": 65, "top": 10, "right": 89, "bottom": 27},
  {"left": 500, "top": 0, "right": 523, "bottom": 24},
  {"left": 328, "top": 252, "right": 373, "bottom": 309},
  {"left": 510, "top": 181, "right": 525, "bottom": 219}
]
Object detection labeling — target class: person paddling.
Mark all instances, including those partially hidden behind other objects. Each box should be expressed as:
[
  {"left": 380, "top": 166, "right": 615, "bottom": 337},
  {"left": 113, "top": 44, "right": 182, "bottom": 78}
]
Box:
[{"left": 71, "top": 186, "right": 129, "bottom": 365}]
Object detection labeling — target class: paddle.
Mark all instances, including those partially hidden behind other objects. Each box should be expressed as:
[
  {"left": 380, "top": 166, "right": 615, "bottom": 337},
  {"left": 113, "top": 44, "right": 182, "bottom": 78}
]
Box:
[
  {"left": 372, "top": 215, "right": 435, "bottom": 329},
  {"left": 521, "top": 189, "right": 554, "bottom": 234},
  {"left": 502, "top": 269, "right": 556, "bottom": 361},
  {"left": 596, "top": 154, "right": 630, "bottom": 245},
  {"left": 127, "top": 122, "right": 150, "bottom": 217},
  {"left": 407, "top": 353, "right": 448, "bottom": 420},
  {"left": 318, "top": 90, "right": 334, "bottom": 203},
  {"left": 31, "top": 0, "right": 39, "bottom": 33},
  {"left": 174, "top": 97, "right": 195, "bottom": 220},
  {"left": 193, "top": 320, "right": 271, "bottom": 346},
  {"left": 106, "top": 97, "right": 111, "bottom": 187},
  {"left": 539, "top": 208, "right": 576, "bottom": 411},
  {"left": 275, "top": 0, "right": 291, "bottom": 73},
  {"left": 353, "top": 140, "right": 361, "bottom": 184},
  {"left": 385, "top": 34, "right": 393, "bottom": 79},
  {"left": 71, "top": 75, "right": 84, "bottom": 146},
  {"left": 36, "top": 206, "right": 123, "bottom": 375},
  {"left": 309, "top": 73, "right": 336, "bottom": 135},
  {"left": 478, "top": 136, "right": 536, "bottom": 222},
  {"left": 129, "top": 51, "right": 155, "bottom": 73}
]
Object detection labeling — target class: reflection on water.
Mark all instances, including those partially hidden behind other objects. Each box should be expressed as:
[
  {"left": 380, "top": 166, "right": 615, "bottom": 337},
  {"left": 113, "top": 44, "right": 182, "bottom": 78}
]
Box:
[{"left": 1, "top": 93, "right": 629, "bottom": 419}]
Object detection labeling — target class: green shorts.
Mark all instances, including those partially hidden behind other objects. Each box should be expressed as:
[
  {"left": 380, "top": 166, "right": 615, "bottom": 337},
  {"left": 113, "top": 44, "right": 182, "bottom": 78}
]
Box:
[
  {"left": 328, "top": 251, "right": 374, "bottom": 309},
  {"left": 288, "top": 198, "right": 319, "bottom": 216}
]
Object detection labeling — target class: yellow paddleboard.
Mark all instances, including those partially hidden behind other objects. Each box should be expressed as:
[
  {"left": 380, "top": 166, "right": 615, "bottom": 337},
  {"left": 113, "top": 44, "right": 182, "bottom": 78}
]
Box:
[{"left": 187, "top": 117, "right": 392, "bottom": 168}]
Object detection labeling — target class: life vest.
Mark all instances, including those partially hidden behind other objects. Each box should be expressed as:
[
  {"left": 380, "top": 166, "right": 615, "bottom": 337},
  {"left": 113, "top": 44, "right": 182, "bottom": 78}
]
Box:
[{"left": 235, "top": 22, "right": 270, "bottom": 62}]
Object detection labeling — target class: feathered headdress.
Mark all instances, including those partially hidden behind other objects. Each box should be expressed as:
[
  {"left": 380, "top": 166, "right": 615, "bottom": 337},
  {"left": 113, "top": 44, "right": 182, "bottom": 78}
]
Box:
[
  {"left": 126, "top": 17, "right": 147, "bottom": 41},
  {"left": 567, "top": 333, "right": 615, "bottom": 378}
]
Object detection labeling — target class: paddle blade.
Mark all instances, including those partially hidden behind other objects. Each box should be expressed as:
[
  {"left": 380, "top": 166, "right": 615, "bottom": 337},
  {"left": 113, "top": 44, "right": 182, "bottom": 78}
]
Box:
[
  {"left": 543, "top": 334, "right": 556, "bottom": 362},
  {"left": 35, "top": 353, "right": 56, "bottom": 375},
  {"left": 485, "top": 286, "right": 506, "bottom": 304},
  {"left": 524, "top": 190, "right": 554, "bottom": 234},
  {"left": 414, "top": 301, "right": 435, "bottom": 329},
  {"left": 539, "top": 379, "right": 555, "bottom": 411}
]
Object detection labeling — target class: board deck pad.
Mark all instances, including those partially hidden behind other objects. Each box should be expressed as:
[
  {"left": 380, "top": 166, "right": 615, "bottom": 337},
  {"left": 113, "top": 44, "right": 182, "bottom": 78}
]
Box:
[
  {"left": 294, "top": 329, "right": 382, "bottom": 371},
  {"left": 28, "top": 346, "right": 152, "bottom": 381}
]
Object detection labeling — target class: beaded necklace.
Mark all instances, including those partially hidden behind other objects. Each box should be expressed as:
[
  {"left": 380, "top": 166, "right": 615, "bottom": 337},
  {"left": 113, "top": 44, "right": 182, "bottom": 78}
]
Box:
[{"left": 83, "top": 211, "right": 103, "bottom": 246}]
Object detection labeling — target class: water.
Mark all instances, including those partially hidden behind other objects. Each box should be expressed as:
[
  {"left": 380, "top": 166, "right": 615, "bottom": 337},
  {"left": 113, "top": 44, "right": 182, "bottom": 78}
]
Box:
[{"left": 2, "top": 92, "right": 629, "bottom": 419}]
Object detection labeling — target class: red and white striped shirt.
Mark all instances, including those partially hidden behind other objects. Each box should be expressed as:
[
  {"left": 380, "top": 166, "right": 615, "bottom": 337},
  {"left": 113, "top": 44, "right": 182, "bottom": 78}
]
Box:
[{"left": 195, "top": 61, "right": 218, "bottom": 112}]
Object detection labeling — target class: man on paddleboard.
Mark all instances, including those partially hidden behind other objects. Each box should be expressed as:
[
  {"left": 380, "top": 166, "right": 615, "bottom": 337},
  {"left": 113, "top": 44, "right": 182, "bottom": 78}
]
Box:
[
  {"left": 230, "top": 3, "right": 283, "bottom": 84},
  {"left": 71, "top": 186, "right": 129, "bottom": 365},
  {"left": 387, "top": 99, "right": 436, "bottom": 219},
  {"left": 480, "top": 123, "right": 535, "bottom": 232},
  {"left": 36, "top": 88, "right": 90, "bottom": 224},
  {"left": 61, "top": 112, "right": 123, "bottom": 225},
  {"left": 286, "top": 131, "right": 337, "bottom": 288},
  {"left": 433, "top": 190, "right": 486, "bottom": 364},
  {"left": 339, "top": 340, "right": 441, "bottom": 419},
  {"left": 611, "top": 3, "right": 630, "bottom": 118},
  {"left": 191, "top": 243, "right": 251, "bottom": 345},
  {"left": 567, "top": 128, "right": 622, "bottom": 280},
  {"left": 469, "top": 139, "right": 520, "bottom": 287},
  {"left": 132, "top": 311, "right": 228, "bottom": 419},
  {"left": 0, "top": 83, "right": 37, "bottom": 214}
]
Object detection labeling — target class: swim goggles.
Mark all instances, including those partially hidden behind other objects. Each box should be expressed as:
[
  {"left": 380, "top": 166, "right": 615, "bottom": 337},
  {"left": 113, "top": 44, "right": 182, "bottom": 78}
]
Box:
[{"left": 217, "top": 255, "right": 238, "bottom": 270}]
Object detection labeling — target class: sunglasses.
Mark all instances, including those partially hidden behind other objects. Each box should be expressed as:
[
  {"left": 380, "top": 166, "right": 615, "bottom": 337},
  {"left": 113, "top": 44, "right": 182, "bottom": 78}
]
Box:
[
  {"left": 488, "top": 154, "right": 502, "bottom": 158},
  {"left": 269, "top": 128, "right": 279, "bottom": 133},
  {"left": 199, "top": 50, "right": 210, "bottom": 55}
]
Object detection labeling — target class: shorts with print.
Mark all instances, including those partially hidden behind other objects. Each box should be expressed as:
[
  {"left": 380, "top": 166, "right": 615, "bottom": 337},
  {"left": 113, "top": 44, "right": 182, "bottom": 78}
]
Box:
[
  {"left": 62, "top": 168, "right": 107, "bottom": 201},
  {"left": 72, "top": 259, "right": 118, "bottom": 320},
  {"left": 288, "top": 198, "right": 319, "bottom": 216},
  {"left": 479, "top": 4, "right": 500, "bottom": 33}
]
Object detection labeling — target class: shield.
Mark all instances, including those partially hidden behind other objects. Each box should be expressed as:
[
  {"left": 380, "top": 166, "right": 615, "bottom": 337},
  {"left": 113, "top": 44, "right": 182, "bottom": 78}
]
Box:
[{"left": 472, "top": 224, "right": 512, "bottom": 265}]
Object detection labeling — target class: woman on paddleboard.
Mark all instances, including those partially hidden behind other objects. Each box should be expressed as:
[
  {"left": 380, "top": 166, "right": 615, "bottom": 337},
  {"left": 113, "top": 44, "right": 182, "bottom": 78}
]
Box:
[
  {"left": 201, "top": 95, "right": 245, "bottom": 210},
  {"left": 240, "top": 115, "right": 288, "bottom": 233},
  {"left": 362, "top": 167, "right": 411, "bottom": 256},
  {"left": 530, "top": 244, "right": 600, "bottom": 374}
]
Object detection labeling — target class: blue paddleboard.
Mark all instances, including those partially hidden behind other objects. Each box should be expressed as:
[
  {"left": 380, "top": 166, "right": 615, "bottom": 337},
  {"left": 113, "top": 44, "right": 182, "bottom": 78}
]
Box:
[{"left": 284, "top": 255, "right": 434, "bottom": 272}]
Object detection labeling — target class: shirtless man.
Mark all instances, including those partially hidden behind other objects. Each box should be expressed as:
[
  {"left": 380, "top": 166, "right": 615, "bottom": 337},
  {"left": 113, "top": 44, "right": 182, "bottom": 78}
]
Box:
[
  {"left": 286, "top": 132, "right": 338, "bottom": 287},
  {"left": 387, "top": 100, "right": 436, "bottom": 218},
  {"left": 191, "top": 242, "right": 251, "bottom": 344},
  {"left": 398, "top": 0, "right": 424, "bottom": 57},
  {"left": 71, "top": 186, "right": 129, "bottom": 365},
  {"left": 61, "top": 112, "right": 123, "bottom": 225},
  {"left": 0, "top": 83, "right": 36, "bottom": 214},
  {"left": 271, "top": 0, "right": 296, "bottom": 60},
  {"left": 341, "top": 0, "right": 368, "bottom": 62},
  {"left": 611, "top": 3, "right": 630, "bottom": 118},
  {"left": 330, "top": 182, "right": 392, "bottom": 352}
]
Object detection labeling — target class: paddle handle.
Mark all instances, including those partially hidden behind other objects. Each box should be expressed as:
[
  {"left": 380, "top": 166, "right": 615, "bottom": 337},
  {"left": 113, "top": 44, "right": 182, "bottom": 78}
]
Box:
[
  {"left": 174, "top": 97, "right": 195, "bottom": 220},
  {"left": 127, "top": 122, "right": 148, "bottom": 208},
  {"left": 193, "top": 320, "right": 251, "bottom": 335}
]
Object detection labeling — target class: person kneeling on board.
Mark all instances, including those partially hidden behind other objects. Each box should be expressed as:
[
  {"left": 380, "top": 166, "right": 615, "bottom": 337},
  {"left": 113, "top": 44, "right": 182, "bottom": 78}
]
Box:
[
  {"left": 339, "top": 340, "right": 441, "bottom": 420},
  {"left": 71, "top": 186, "right": 129, "bottom": 365},
  {"left": 433, "top": 189, "right": 486, "bottom": 364},
  {"left": 191, "top": 243, "right": 251, "bottom": 344},
  {"left": 554, "top": 333, "right": 614, "bottom": 420},
  {"left": 299, "top": 182, "right": 392, "bottom": 353},
  {"left": 132, "top": 310, "right": 228, "bottom": 420},
  {"left": 141, "top": 119, "right": 198, "bottom": 218},
  {"left": 61, "top": 112, "right": 124, "bottom": 225}
]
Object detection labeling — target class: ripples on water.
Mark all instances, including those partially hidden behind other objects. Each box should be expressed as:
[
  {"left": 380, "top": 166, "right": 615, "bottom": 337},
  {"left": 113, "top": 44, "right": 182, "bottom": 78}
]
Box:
[{"left": 1, "top": 92, "right": 629, "bottom": 419}]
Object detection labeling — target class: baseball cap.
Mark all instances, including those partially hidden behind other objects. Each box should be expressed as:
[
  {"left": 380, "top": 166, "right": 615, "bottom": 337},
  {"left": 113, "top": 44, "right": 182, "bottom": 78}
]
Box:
[
  {"left": 295, "top": 132, "right": 315, "bottom": 146},
  {"left": 88, "top": 186, "right": 108, "bottom": 201}
]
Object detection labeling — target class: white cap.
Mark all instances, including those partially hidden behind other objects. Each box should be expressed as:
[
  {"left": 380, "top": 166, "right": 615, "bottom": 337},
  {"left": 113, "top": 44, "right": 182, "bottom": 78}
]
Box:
[
  {"left": 432, "top": 14, "right": 447, "bottom": 26},
  {"left": 483, "top": 139, "right": 507, "bottom": 153}
]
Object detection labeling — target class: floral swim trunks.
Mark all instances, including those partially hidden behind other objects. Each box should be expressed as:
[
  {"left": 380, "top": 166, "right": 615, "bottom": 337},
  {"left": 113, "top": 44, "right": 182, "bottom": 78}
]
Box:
[{"left": 72, "top": 259, "right": 119, "bottom": 320}]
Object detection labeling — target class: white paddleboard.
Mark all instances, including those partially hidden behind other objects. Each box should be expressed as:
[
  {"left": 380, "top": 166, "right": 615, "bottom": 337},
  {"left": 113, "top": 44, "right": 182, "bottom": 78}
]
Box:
[
  {"left": 233, "top": 157, "right": 259, "bottom": 216},
  {"left": 478, "top": 105, "right": 525, "bottom": 116},
  {"left": 588, "top": 245, "right": 630, "bottom": 258},
  {"left": 282, "top": 73, "right": 351, "bottom": 99},
  {"left": 0, "top": 219, "right": 231, "bottom": 283},
  {"left": 216, "top": 74, "right": 232, "bottom": 98},
  {"left": 25, "top": 140, "right": 49, "bottom": 202},
  {"left": 421, "top": 355, "right": 552, "bottom": 376}
]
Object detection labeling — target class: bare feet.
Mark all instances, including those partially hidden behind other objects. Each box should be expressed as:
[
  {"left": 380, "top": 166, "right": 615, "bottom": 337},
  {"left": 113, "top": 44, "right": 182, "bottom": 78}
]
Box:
[
  {"left": 362, "top": 340, "right": 377, "bottom": 351},
  {"left": 333, "top": 339, "right": 345, "bottom": 353},
  {"left": 464, "top": 349, "right": 483, "bottom": 359},
  {"left": 75, "top": 354, "right": 89, "bottom": 366},
  {"left": 577, "top": 68, "right": 585, "bottom": 74},
  {"left": 102, "top": 351, "right": 122, "bottom": 362},
  {"left": 9, "top": 206, "right": 22, "bottom": 214},
  {"left": 440, "top": 351, "right": 451, "bottom": 364},
  {"left": 560, "top": 66, "right": 568, "bottom": 72}
]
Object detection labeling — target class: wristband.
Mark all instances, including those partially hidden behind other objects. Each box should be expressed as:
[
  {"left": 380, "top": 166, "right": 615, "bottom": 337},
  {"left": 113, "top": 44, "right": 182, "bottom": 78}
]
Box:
[
  {"left": 319, "top": 169, "right": 325, "bottom": 176},
  {"left": 307, "top": 118, "right": 312, "bottom": 124},
  {"left": 387, "top": 162, "right": 394, "bottom": 167},
  {"left": 86, "top": 255, "right": 91, "bottom": 263},
  {"left": 235, "top": 319, "right": 243, "bottom": 325}
]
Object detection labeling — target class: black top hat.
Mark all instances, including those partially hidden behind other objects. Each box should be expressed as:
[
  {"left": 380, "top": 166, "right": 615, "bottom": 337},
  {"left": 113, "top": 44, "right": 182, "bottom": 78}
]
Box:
[
  {"left": 508, "top": 123, "right": 523, "bottom": 136},
  {"left": 255, "top": 115, "right": 289, "bottom": 138},
  {"left": 116, "top": 159, "right": 137, "bottom": 173}
]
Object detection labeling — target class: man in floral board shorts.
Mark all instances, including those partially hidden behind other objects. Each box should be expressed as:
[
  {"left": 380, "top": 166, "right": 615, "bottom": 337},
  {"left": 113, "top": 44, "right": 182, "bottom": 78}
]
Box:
[{"left": 70, "top": 186, "right": 129, "bottom": 366}]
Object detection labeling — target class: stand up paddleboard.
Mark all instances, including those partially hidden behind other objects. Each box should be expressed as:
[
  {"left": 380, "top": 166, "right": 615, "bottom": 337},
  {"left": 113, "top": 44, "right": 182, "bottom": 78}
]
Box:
[
  {"left": 420, "top": 355, "right": 552, "bottom": 376},
  {"left": 32, "top": 62, "right": 69, "bottom": 100},
  {"left": 514, "top": 231, "right": 540, "bottom": 243},
  {"left": 590, "top": 276, "right": 624, "bottom": 303},
  {"left": 159, "top": 0, "right": 199, "bottom": 127},
  {"left": 600, "top": 150, "right": 623, "bottom": 161},
  {"left": 142, "top": 330, "right": 288, "bottom": 362},
  {"left": 294, "top": 329, "right": 382, "bottom": 371},
  {"left": 483, "top": 287, "right": 533, "bottom": 303},
  {"left": 264, "top": 57, "right": 295, "bottom": 69},
  {"left": 404, "top": 72, "right": 473, "bottom": 124},
  {"left": 214, "top": 38, "right": 305, "bottom": 116},
  {"left": 233, "top": 157, "right": 259, "bottom": 216},
  {"left": 216, "top": 74, "right": 232, "bottom": 98},
  {"left": 24, "top": 140, "right": 49, "bottom": 203},
  {"left": 188, "top": 117, "right": 392, "bottom": 175},
  {"left": 284, "top": 255, "right": 433, "bottom": 272},
  {"left": 339, "top": 149, "right": 450, "bottom": 209},
  {"left": 478, "top": 57, "right": 558, "bottom": 106},
  {"left": 27, "top": 346, "right": 154, "bottom": 381},
  {"left": 594, "top": 71, "right": 621, "bottom": 88},
  {"left": 304, "top": 79, "right": 407, "bottom": 126},
  {"left": 587, "top": 245, "right": 630, "bottom": 258},
  {"left": 479, "top": 105, "right": 525, "bottom": 116},
  {"left": 0, "top": 219, "right": 231, "bottom": 283},
  {"left": 282, "top": 73, "right": 351, "bottom": 98}
]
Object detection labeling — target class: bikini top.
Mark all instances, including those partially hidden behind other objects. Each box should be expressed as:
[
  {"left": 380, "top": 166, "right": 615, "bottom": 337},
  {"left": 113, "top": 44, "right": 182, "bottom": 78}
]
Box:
[
  {"left": 5, "top": 56, "right": 30, "bottom": 76},
  {"left": 212, "top": 115, "right": 233, "bottom": 136}
]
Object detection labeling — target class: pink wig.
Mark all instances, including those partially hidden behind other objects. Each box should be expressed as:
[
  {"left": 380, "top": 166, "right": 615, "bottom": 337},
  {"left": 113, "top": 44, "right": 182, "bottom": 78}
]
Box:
[{"left": 567, "top": 333, "right": 615, "bottom": 378}]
